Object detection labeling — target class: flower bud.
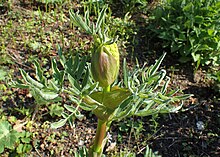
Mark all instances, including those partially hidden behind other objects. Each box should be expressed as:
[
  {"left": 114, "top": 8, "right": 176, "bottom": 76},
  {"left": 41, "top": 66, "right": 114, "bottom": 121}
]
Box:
[{"left": 91, "top": 41, "right": 119, "bottom": 87}]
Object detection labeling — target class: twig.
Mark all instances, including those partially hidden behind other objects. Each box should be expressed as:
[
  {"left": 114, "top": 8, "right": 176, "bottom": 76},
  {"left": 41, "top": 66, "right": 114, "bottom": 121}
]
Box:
[{"left": 34, "top": 146, "right": 43, "bottom": 157}]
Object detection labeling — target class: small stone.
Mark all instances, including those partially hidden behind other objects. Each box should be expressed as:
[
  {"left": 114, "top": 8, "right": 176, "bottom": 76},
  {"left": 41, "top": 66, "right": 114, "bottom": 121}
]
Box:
[
  {"left": 196, "top": 121, "right": 205, "bottom": 131},
  {"left": 78, "top": 140, "right": 84, "bottom": 146},
  {"left": 106, "top": 142, "right": 116, "bottom": 152}
]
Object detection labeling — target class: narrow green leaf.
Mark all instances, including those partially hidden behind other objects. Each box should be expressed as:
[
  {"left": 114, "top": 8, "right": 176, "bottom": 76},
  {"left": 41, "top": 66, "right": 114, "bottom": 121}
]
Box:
[
  {"left": 114, "top": 96, "right": 133, "bottom": 119},
  {"left": 123, "top": 58, "right": 128, "bottom": 88},
  {"left": 52, "top": 58, "right": 65, "bottom": 85},
  {"left": 33, "top": 60, "right": 46, "bottom": 85},
  {"left": 173, "top": 94, "right": 192, "bottom": 101},
  {"left": 81, "top": 67, "right": 90, "bottom": 89},
  {"left": 161, "top": 76, "right": 170, "bottom": 94},
  {"left": 68, "top": 74, "right": 81, "bottom": 92},
  {"left": 79, "top": 102, "right": 97, "bottom": 111},
  {"left": 9, "top": 80, "right": 29, "bottom": 89},
  {"left": 35, "top": 88, "right": 59, "bottom": 100},
  {"left": 82, "top": 83, "right": 98, "bottom": 96},
  {"left": 57, "top": 45, "right": 66, "bottom": 67},
  {"left": 69, "top": 10, "right": 92, "bottom": 34},
  {"left": 72, "top": 54, "right": 79, "bottom": 74},
  {"left": 75, "top": 110, "right": 84, "bottom": 120},
  {"left": 51, "top": 119, "right": 67, "bottom": 129},
  {"left": 158, "top": 92, "right": 170, "bottom": 101},
  {"left": 64, "top": 104, "right": 76, "bottom": 113},
  {"left": 166, "top": 89, "right": 179, "bottom": 97},
  {"left": 69, "top": 95, "right": 80, "bottom": 105},
  {"left": 48, "top": 80, "right": 60, "bottom": 92},
  {"left": 76, "top": 56, "right": 87, "bottom": 80},
  {"left": 61, "top": 112, "right": 69, "bottom": 119},
  {"left": 150, "top": 53, "right": 166, "bottom": 76},
  {"left": 69, "top": 87, "right": 81, "bottom": 96},
  {"left": 24, "top": 71, "right": 44, "bottom": 89},
  {"left": 85, "top": 10, "right": 90, "bottom": 28},
  {"left": 95, "top": 6, "right": 107, "bottom": 33}
]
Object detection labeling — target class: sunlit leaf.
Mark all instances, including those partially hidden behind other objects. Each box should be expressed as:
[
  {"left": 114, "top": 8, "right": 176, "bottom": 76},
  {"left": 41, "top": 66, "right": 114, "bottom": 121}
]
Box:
[{"left": 51, "top": 119, "right": 67, "bottom": 129}]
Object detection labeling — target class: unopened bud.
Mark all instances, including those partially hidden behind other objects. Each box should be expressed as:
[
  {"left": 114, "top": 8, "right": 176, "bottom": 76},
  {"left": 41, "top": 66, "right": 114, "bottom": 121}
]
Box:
[{"left": 91, "top": 41, "right": 119, "bottom": 87}]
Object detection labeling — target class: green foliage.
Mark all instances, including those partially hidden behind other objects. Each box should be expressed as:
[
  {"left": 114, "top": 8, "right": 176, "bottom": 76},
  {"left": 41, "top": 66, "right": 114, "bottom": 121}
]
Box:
[
  {"left": 0, "top": 120, "right": 18, "bottom": 153},
  {"left": 16, "top": 131, "right": 33, "bottom": 154},
  {"left": 144, "top": 145, "right": 161, "bottom": 157},
  {"left": 74, "top": 145, "right": 161, "bottom": 157},
  {"left": 148, "top": 0, "right": 220, "bottom": 67},
  {"left": 108, "top": 0, "right": 149, "bottom": 15},
  {"left": 0, "top": 120, "right": 33, "bottom": 155},
  {"left": 0, "top": 0, "right": 6, "bottom": 7},
  {"left": 209, "top": 69, "right": 220, "bottom": 94},
  {"left": 107, "top": 12, "right": 137, "bottom": 51},
  {"left": 10, "top": 59, "right": 62, "bottom": 105},
  {"left": 74, "top": 147, "right": 89, "bottom": 157},
  {"left": 37, "top": 0, "right": 63, "bottom": 3},
  {"left": 115, "top": 53, "right": 191, "bottom": 119},
  {"left": 12, "top": 6, "right": 192, "bottom": 156},
  {"left": 0, "top": 67, "right": 7, "bottom": 81},
  {"left": 49, "top": 103, "right": 64, "bottom": 117},
  {"left": 15, "top": 48, "right": 190, "bottom": 130}
]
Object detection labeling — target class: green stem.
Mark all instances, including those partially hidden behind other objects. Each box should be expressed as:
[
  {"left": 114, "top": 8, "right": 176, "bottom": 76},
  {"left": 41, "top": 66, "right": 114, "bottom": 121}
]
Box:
[
  {"left": 103, "top": 85, "right": 111, "bottom": 93},
  {"left": 92, "top": 120, "right": 107, "bottom": 153},
  {"left": 89, "top": 85, "right": 111, "bottom": 157}
]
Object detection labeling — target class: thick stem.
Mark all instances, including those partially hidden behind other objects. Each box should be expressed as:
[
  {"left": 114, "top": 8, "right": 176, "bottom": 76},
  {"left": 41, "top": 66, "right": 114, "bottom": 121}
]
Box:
[
  {"left": 92, "top": 120, "right": 107, "bottom": 153},
  {"left": 103, "top": 85, "right": 111, "bottom": 93},
  {"left": 89, "top": 85, "right": 111, "bottom": 157}
]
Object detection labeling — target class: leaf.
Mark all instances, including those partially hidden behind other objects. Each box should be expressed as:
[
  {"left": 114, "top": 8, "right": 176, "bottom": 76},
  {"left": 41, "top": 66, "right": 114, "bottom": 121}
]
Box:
[
  {"left": 113, "top": 96, "right": 133, "bottom": 120},
  {"left": 71, "top": 54, "right": 80, "bottom": 75},
  {"left": 69, "top": 10, "right": 92, "bottom": 34},
  {"left": 95, "top": 6, "right": 107, "bottom": 33},
  {"left": 172, "top": 94, "right": 193, "bottom": 101},
  {"left": 57, "top": 45, "right": 66, "bottom": 67},
  {"left": 35, "top": 88, "right": 59, "bottom": 100},
  {"left": 0, "top": 121, "right": 18, "bottom": 152},
  {"left": 75, "top": 110, "right": 84, "bottom": 120},
  {"left": 68, "top": 74, "right": 81, "bottom": 94},
  {"left": 88, "top": 86, "right": 131, "bottom": 110},
  {"left": 49, "top": 104, "right": 64, "bottom": 117},
  {"left": 51, "top": 58, "right": 65, "bottom": 86},
  {"left": 82, "top": 95, "right": 102, "bottom": 107},
  {"left": 144, "top": 145, "right": 162, "bottom": 157},
  {"left": 82, "top": 83, "right": 98, "bottom": 96},
  {"left": 33, "top": 60, "right": 46, "bottom": 86},
  {"left": 51, "top": 119, "right": 67, "bottom": 129},
  {"left": 79, "top": 102, "right": 97, "bottom": 111},
  {"left": 48, "top": 80, "right": 60, "bottom": 92},
  {"left": 0, "top": 68, "right": 7, "bottom": 81},
  {"left": 149, "top": 53, "right": 166, "bottom": 76},
  {"left": 20, "top": 69, "right": 44, "bottom": 89},
  {"left": 9, "top": 80, "right": 29, "bottom": 89},
  {"left": 194, "top": 15, "right": 204, "bottom": 24},
  {"left": 76, "top": 56, "right": 87, "bottom": 81},
  {"left": 69, "top": 95, "right": 80, "bottom": 105},
  {"left": 64, "top": 104, "right": 76, "bottom": 113},
  {"left": 123, "top": 58, "right": 128, "bottom": 88},
  {"left": 81, "top": 67, "right": 90, "bottom": 89}
]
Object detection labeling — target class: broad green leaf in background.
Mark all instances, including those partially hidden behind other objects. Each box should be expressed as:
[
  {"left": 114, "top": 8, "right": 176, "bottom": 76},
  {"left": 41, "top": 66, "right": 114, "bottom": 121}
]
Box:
[
  {"left": 0, "top": 121, "right": 18, "bottom": 153},
  {"left": 0, "top": 68, "right": 7, "bottom": 81},
  {"left": 49, "top": 104, "right": 64, "bottom": 117}
]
